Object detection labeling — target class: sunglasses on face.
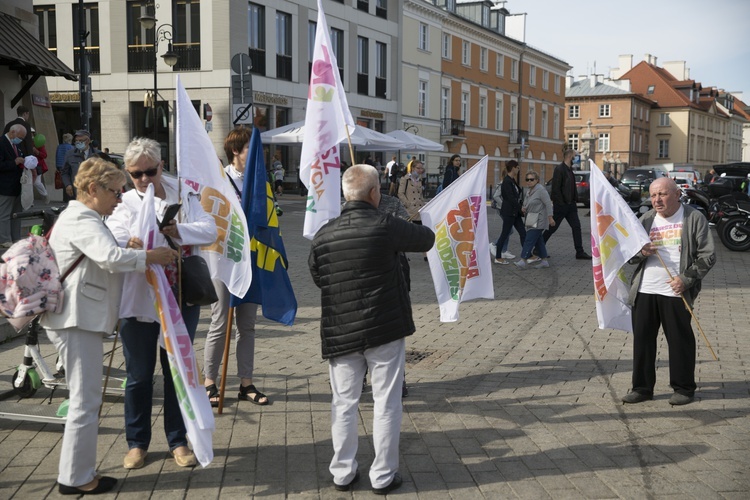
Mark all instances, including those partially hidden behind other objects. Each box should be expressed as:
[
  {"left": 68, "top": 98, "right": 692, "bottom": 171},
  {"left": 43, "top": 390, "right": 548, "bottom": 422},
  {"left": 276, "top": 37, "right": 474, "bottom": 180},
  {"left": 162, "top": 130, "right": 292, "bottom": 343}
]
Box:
[
  {"left": 128, "top": 167, "right": 159, "bottom": 179},
  {"left": 526, "top": 178, "right": 536, "bottom": 182},
  {"left": 101, "top": 185, "right": 123, "bottom": 199}
]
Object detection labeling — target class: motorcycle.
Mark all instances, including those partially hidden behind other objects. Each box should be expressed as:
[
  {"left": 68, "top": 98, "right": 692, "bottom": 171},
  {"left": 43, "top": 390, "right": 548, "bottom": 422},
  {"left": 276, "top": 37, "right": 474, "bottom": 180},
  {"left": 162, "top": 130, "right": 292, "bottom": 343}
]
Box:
[{"left": 715, "top": 193, "right": 750, "bottom": 252}]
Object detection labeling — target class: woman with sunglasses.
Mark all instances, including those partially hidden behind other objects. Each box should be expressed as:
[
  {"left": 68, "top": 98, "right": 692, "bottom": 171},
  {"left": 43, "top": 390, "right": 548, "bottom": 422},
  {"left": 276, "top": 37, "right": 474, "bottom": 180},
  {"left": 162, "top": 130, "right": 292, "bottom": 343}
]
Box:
[
  {"left": 41, "top": 158, "right": 177, "bottom": 495},
  {"left": 515, "top": 171, "right": 554, "bottom": 269},
  {"left": 106, "top": 137, "right": 217, "bottom": 471}
]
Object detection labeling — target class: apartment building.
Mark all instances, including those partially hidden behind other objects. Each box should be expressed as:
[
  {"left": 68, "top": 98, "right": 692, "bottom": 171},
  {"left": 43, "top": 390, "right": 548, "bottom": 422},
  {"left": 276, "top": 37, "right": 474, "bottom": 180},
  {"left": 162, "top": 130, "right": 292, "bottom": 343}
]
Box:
[
  {"left": 564, "top": 75, "right": 654, "bottom": 176},
  {"left": 402, "top": 0, "right": 569, "bottom": 184},
  {"left": 34, "top": 0, "right": 400, "bottom": 174}
]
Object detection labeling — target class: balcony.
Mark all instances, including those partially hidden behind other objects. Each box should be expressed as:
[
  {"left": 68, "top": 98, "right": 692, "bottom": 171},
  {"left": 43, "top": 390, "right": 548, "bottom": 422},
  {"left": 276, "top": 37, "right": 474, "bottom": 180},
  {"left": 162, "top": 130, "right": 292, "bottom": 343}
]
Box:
[
  {"left": 127, "top": 45, "right": 154, "bottom": 73},
  {"left": 74, "top": 48, "right": 100, "bottom": 74},
  {"left": 276, "top": 54, "right": 292, "bottom": 81},
  {"left": 172, "top": 43, "right": 201, "bottom": 71},
  {"left": 440, "top": 118, "right": 466, "bottom": 147},
  {"left": 249, "top": 48, "right": 266, "bottom": 76},
  {"left": 509, "top": 128, "right": 529, "bottom": 146}
]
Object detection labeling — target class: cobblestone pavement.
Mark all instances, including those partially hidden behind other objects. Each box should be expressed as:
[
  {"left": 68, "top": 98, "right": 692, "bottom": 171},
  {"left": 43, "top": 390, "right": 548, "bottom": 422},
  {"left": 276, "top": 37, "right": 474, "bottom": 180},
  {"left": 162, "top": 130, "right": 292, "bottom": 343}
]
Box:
[{"left": 1, "top": 197, "right": 748, "bottom": 499}]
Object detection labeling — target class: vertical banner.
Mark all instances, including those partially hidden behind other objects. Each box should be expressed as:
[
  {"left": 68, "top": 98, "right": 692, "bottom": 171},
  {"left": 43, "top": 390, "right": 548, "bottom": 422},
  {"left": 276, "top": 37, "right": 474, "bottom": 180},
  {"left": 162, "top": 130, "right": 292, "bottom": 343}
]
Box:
[
  {"left": 298, "top": 0, "right": 355, "bottom": 239},
  {"left": 135, "top": 185, "right": 214, "bottom": 467},
  {"left": 420, "top": 156, "right": 494, "bottom": 322},
  {"left": 175, "top": 76, "right": 252, "bottom": 297},
  {"left": 589, "top": 160, "right": 651, "bottom": 332}
]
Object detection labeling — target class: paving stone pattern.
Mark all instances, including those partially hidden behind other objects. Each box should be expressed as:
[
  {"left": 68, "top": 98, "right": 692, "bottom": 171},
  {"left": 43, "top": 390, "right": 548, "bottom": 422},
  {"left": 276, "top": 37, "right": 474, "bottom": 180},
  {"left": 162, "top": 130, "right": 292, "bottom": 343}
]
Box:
[{"left": 0, "top": 197, "right": 748, "bottom": 499}]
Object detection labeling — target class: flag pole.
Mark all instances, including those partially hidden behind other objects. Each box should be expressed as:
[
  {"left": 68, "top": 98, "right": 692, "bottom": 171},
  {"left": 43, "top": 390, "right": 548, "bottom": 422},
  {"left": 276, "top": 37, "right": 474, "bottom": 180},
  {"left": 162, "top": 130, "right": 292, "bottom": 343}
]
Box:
[
  {"left": 99, "top": 328, "right": 119, "bottom": 418},
  {"left": 217, "top": 307, "right": 234, "bottom": 414},
  {"left": 344, "top": 124, "right": 355, "bottom": 165},
  {"left": 654, "top": 250, "right": 717, "bottom": 361}
]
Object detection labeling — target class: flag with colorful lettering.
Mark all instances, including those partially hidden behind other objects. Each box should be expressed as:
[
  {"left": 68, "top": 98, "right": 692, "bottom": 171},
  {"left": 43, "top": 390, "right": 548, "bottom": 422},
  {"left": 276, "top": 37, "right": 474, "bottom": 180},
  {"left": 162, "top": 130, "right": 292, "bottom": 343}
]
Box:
[
  {"left": 299, "top": 0, "right": 355, "bottom": 239},
  {"left": 420, "top": 156, "right": 494, "bottom": 322},
  {"left": 175, "top": 76, "right": 252, "bottom": 297},
  {"left": 135, "top": 184, "right": 214, "bottom": 467},
  {"left": 229, "top": 127, "right": 297, "bottom": 325},
  {"left": 589, "top": 159, "right": 651, "bottom": 332}
]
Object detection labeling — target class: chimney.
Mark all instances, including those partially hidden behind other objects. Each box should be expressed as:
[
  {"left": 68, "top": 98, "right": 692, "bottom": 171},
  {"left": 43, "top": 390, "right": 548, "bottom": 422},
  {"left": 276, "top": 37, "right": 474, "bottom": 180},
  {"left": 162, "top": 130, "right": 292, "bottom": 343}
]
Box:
[
  {"left": 589, "top": 74, "right": 597, "bottom": 87},
  {"left": 619, "top": 54, "right": 633, "bottom": 72},
  {"left": 566, "top": 74, "right": 574, "bottom": 88},
  {"left": 644, "top": 53, "right": 657, "bottom": 66}
]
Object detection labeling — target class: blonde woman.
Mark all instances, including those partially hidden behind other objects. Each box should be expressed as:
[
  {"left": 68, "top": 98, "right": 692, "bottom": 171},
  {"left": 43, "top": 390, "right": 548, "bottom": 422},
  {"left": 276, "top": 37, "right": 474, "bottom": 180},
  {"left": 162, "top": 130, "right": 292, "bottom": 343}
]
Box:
[
  {"left": 515, "top": 170, "right": 554, "bottom": 269},
  {"left": 41, "top": 158, "right": 176, "bottom": 495},
  {"left": 398, "top": 160, "right": 428, "bottom": 260}
]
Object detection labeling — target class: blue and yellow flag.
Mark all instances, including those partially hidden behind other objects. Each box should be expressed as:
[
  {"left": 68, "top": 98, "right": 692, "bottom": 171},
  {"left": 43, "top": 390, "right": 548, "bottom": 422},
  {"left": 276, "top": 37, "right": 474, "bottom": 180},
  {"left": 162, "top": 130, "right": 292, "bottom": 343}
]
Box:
[{"left": 229, "top": 127, "right": 297, "bottom": 325}]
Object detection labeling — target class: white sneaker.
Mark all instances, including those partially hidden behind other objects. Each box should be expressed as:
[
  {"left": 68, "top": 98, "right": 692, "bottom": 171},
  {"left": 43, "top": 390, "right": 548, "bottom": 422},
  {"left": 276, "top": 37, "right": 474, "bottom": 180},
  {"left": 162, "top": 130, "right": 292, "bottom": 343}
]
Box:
[
  {"left": 527, "top": 256, "right": 541, "bottom": 264},
  {"left": 501, "top": 251, "right": 515, "bottom": 259},
  {"left": 514, "top": 259, "right": 527, "bottom": 269},
  {"left": 490, "top": 243, "right": 497, "bottom": 257},
  {"left": 533, "top": 259, "right": 550, "bottom": 269},
  {"left": 494, "top": 258, "right": 510, "bottom": 265}
]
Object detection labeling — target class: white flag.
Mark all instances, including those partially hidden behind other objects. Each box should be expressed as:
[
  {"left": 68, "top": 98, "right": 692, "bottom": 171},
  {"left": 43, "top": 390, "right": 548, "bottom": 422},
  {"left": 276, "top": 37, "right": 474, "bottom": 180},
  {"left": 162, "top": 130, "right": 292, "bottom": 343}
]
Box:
[
  {"left": 420, "top": 156, "right": 494, "bottom": 322},
  {"left": 175, "top": 77, "right": 252, "bottom": 297},
  {"left": 299, "top": 0, "right": 355, "bottom": 239},
  {"left": 589, "top": 159, "right": 651, "bottom": 332},
  {"left": 135, "top": 184, "right": 215, "bottom": 467}
]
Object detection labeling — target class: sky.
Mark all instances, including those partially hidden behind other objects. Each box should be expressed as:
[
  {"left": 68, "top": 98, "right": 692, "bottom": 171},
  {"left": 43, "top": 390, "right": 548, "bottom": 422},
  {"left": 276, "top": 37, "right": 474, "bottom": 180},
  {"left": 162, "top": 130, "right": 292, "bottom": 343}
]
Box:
[{"left": 516, "top": 0, "right": 750, "bottom": 100}]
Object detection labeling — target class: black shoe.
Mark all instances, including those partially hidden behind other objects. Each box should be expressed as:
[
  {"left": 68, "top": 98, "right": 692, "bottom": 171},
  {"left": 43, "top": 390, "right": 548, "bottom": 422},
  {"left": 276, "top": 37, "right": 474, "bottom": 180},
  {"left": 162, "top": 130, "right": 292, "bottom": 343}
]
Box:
[
  {"left": 334, "top": 470, "right": 360, "bottom": 492},
  {"left": 373, "top": 473, "right": 402, "bottom": 495},
  {"left": 621, "top": 391, "right": 653, "bottom": 404},
  {"left": 59, "top": 476, "right": 117, "bottom": 495},
  {"left": 669, "top": 393, "right": 694, "bottom": 406},
  {"left": 576, "top": 252, "right": 592, "bottom": 260}
]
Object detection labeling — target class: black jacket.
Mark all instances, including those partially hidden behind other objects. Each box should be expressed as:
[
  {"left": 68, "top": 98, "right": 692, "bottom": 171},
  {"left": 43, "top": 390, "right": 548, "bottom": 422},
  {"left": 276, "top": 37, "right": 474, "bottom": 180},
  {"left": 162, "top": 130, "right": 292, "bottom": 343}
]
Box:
[
  {"left": 499, "top": 174, "right": 523, "bottom": 217},
  {"left": 549, "top": 161, "right": 577, "bottom": 206},
  {"left": 0, "top": 135, "right": 24, "bottom": 197},
  {"left": 3, "top": 117, "right": 34, "bottom": 158},
  {"left": 309, "top": 200, "right": 435, "bottom": 359}
]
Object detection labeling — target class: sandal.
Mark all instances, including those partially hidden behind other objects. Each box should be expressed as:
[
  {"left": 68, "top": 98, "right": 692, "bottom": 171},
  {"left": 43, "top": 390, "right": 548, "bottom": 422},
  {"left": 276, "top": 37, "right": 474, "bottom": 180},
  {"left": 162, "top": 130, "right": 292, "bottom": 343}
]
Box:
[
  {"left": 205, "top": 384, "right": 220, "bottom": 408},
  {"left": 238, "top": 384, "right": 269, "bottom": 405}
]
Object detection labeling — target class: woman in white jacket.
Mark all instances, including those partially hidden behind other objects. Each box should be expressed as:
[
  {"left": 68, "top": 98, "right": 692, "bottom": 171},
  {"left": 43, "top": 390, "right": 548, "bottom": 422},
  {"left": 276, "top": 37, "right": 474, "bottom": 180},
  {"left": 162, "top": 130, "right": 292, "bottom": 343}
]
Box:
[
  {"left": 106, "top": 137, "right": 217, "bottom": 470},
  {"left": 41, "top": 158, "right": 176, "bottom": 495}
]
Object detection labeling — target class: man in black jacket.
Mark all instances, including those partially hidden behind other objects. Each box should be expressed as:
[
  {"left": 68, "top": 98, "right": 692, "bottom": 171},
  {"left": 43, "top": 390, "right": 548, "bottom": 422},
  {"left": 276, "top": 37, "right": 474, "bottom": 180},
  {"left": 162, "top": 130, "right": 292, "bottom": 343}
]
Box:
[
  {"left": 309, "top": 164, "right": 434, "bottom": 495},
  {"left": 0, "top": 124, "right": 27, "bottom": 247},
  {"left": 542, "top": 149, "right": 591, "bottom": 259}
]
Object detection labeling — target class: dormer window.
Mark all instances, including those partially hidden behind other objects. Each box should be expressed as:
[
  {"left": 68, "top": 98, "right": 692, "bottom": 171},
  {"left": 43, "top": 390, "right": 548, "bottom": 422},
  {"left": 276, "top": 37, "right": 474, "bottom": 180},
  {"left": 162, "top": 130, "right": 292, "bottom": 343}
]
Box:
[{"left": 647, "top": 85, "right": 655, "bottom": 94}]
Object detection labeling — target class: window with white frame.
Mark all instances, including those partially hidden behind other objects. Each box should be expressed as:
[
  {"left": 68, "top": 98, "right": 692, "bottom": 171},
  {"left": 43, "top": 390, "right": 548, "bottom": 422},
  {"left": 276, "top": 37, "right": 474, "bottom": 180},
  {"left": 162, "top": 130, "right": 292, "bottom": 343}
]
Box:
[
  {"left": 479, "top": 96, "right": 487, "bottom": 127},
  {"left": 441, "top": 33, "right": 451, "bottom": 59},
  {"left": 568, "top": 133, "right": 579, "bottom": 151},
  {"left": 528, "top": 103, "right": 535, "bottom": 135},
  {"left": 659, "top": 112, "right": 670, "bottom": 126},
  {"left": 646, "top": 109, "right": 650, "bottom": 122},
  {"left": 461, "top": 91, "right": 469, "bottom": 123},
  {"left": 480, "top": 47, "right": 488, "bottom": 71},
  {"left": 599, "top": 104, "right": 611, "bottom": 117},
  {"left": 553, "top": 109, "right": 559, "bottom": 139},
  {"left": 510, "top": 58, "right": 518, "bottom": 80},
  {"left": 510, "top": 102, "right": 517, "bottom": 130},
  {"left": 542, "top": 70, "right": 549, "bottom": 90},
  {"left": 598, "top": 133, "right": 610, "bottom": 152},
  {"left": 658, "top": 139, "right": 669, "bottom": 158},
  {"left": 462, "top": 41, "right": 470, "bottom": 65},
  {"left": 496, "top": 54, "right": 504, "bottom": 76},
  {"left": 495, "top": 97, "right": 503, "bottom": 131},
  {"left": 541, "top": 109, "right": 548, "bottom": 138},
  {"left": 529, "top": 64, "right": 536, "bottom": 86},
  {"left": 418, "top": 23, "right": 428, "bottom": 51},
  {"left": 554, "top": 75, "right": 560, "bottom": 94},
  {"left": 418, "top": 80, "right": 428, "bottom": 117},
  {"left": 633, "top": 132, "right": 637, "bottom": 151},
  {"left": 441, "top": 86, "right": 450, "bottom": 118},
  {"left": 569, "top": 105, "right": 579, "bottom": 119}
]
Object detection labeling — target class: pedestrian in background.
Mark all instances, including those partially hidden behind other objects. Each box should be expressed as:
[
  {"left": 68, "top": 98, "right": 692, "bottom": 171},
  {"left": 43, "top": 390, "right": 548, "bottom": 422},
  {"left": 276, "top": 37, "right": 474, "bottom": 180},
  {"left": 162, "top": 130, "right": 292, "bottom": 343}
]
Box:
[
  {"left": 441, "top": 154, "right": 462, "bottom": 190},
  {"left": 515, "top": 170, "right": 553, "bottom": 269},
  {"left": 309, "top": 164, "right": 434, "bottom": 494},
  {"left": 622, "top": 178, "right": 715, "bottom": 406},
  {"left": 493, "top": 160, "right": 526, "bottom": 265}
]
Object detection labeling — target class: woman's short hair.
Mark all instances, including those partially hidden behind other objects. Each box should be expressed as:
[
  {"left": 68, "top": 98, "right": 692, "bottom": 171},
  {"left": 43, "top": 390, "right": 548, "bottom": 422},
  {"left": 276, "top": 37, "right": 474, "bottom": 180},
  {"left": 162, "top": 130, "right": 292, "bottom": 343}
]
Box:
[
  {"left": 342, "top": 164, "right": 379, "bottom": 201},
  {"left": 74, "top": 157, "right": 126, "bottom": 199},
  {"left": 124, "top": 137, "right": 161, "bottom": 168},
  {"left": 526, "top": 170, "right": 540, "bottom": 181},
  {"left": 224, "top": 126, "right": 252, "bottom": 164},
  {"left": 62, "top": 133, "right": 73, "bottom": 144},
  {"left": 505, "top": 159, "right": 519, "bottom": 173}
]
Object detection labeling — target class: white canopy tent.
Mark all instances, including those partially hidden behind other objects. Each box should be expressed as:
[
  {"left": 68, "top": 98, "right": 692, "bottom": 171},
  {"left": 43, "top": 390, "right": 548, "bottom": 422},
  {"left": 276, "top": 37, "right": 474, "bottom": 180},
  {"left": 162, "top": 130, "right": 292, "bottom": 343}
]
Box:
[
  {"left": 385, "top": 130, "right": 445, "bottom": 152},
  {"left": 260, "top": 121, "right": 405, "bottom": 151}
]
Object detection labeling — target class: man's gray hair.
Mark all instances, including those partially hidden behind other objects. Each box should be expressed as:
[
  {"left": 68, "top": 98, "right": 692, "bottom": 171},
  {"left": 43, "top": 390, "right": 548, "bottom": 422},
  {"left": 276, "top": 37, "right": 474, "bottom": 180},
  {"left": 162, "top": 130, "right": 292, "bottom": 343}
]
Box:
[
  {"left": 9, "top": 124, "right": 26, "bottom": 135},
  {"left": 124, "top": 137, "right": 161, "bottom": 167},
  {"left": 342, "top": 164, "right": 379, "bottom": 201}
]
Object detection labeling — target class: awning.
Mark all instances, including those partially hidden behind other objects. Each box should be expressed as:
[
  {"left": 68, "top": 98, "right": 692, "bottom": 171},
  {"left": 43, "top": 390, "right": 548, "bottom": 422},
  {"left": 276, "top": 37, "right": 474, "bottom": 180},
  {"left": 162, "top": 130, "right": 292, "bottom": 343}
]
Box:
[{"left": 0, "top": 13, "right": 77, "bottom": 82}]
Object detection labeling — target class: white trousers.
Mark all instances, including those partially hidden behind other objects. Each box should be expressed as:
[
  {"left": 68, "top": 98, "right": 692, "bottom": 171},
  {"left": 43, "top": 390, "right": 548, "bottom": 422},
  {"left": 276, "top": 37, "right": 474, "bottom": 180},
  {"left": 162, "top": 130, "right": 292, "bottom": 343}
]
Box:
[
  {"left": 47, "top": 328, "right": 103, "bottom": 487},
  {"left": 328, "top": 338, "right": 404, "bottom": 489}
]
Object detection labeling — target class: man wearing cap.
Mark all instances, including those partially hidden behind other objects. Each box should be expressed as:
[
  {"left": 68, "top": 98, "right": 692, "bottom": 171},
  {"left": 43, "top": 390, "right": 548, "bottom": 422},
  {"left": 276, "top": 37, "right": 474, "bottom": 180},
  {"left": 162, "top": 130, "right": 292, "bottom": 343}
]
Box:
[
  {"left": 542, "top": 149, "right": 592, "bottom": 259},
  {"left": 3, "top": 105, "right": 37, "bottom": 158},
  {"left": 0, "top": 124, "right": 27, "bottom": 247},
  {"left": 61, "top": 130, "right": 97, "bottom": 202}
]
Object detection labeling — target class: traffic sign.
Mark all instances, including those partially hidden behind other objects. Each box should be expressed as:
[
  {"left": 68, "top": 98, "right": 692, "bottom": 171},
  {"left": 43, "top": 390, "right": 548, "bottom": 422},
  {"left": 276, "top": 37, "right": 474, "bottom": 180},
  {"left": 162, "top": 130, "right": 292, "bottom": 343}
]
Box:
[{"left": 233, "top": 103, "right": 253, "bottom": 125}]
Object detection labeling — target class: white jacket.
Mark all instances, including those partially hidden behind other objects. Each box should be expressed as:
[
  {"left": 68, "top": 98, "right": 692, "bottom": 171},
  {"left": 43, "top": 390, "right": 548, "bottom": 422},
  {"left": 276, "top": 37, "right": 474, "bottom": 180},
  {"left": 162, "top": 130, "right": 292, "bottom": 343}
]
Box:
[
  {"left": 40, "top": 201, "right": 147, "bottom": 333},
  {"left": 106, "top": 175, "right": 218, "bottom": 323}
]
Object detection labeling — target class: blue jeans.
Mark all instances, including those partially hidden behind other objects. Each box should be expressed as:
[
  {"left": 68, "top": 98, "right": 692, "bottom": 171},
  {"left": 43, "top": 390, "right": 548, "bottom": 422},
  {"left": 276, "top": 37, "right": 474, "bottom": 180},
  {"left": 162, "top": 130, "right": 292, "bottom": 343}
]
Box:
[
  {"left": 520, "top": 228, "right": 548, "bottom": 259},
  {"left": 120, "top": 303, "right": 200, "bottom": 451},
  {"left": 495, "top": 214, "right": 526, "bottom": 255}
]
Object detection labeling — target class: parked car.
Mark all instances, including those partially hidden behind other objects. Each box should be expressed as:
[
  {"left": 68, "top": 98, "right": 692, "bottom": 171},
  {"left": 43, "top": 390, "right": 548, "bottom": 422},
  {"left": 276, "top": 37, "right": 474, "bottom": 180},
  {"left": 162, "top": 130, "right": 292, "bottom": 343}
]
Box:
[
  {"left": 620, "top": 167, "right": 670, "bottom": 198},
  {"left": 671, "top": 175, "right": 696, "bottom": 191},
  {"left": 672, "top": 166, "right": 702, "bottom": 185},
  {"left": 707, "top": 163, "right": 750, "bottom": 198},
  {"left": 545, "top": 171, "right": 591, "bottom": 207}
]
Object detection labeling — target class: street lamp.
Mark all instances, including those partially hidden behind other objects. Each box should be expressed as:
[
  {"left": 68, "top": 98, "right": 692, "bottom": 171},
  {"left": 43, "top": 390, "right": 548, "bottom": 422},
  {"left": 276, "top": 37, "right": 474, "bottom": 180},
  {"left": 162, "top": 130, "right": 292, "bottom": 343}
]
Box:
[{"left": 139, "top": 7, "right": 179, "bottom": 148}]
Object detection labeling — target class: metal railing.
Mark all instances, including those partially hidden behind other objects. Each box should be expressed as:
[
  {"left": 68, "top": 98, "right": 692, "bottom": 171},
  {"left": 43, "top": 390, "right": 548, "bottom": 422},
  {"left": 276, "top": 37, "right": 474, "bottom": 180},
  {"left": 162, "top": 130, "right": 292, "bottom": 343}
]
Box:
[
  {"left": 509, "top": 128, "right": 529, "bottom": 144},
  {"left": 249, "top": 48, "right": 266, "bottom": 75},
  {"left": 357, "top": 73, "right": 369, "bottom": 95},
  {"left": 440, "top": 118, "right": 465, "bottom": 136},
  {"left": 276, "top": 54, "right": 292, "bottom": 81}
]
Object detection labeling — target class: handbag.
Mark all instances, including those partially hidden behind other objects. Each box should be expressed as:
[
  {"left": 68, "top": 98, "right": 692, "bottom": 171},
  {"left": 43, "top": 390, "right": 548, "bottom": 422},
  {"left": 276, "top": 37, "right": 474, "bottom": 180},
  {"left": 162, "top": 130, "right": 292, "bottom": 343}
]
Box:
[
  {"left": 165, "top": 234, "right": 218, "bottom": 306},
  {"left": 524, "top": 212, "right": 540, "bottom": 229},
  {"left": 54, "top": 170, "right": 64, "bottom": 190}
]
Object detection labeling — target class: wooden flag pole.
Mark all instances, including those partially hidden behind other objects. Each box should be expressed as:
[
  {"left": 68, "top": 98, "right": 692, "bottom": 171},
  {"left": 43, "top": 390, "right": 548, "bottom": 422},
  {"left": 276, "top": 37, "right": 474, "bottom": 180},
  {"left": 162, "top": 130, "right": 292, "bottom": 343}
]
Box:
[
  {"left": 344, "top": 125, "right": 355, "bottom": 165},
  {"left": 217, "top": 307, "right": 235, "bottom": 414},
  {"left": 654, "top": 250, "right": 717, "bottom": 361}
]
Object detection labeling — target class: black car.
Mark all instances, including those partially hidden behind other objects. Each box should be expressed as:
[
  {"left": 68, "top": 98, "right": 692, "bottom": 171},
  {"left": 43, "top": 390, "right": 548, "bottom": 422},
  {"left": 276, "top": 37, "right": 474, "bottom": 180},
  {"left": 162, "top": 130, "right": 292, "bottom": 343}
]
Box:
[
  {"left": 706, "top": 163, "right": 750, "bottom": 198},
  {"left": 620, "top": 167, "right": 669, "bottom": 197},
  {"left": 545, "top": 171, "right": 591, "bottom": 207}
]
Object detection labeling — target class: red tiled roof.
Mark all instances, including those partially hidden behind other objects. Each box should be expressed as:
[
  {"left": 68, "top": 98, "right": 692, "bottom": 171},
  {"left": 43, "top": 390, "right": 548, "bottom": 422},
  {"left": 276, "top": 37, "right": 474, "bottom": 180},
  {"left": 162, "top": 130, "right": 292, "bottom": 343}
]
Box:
[
  {"left": 733, "top": 96, "right": 750, "bottom": 120},
  {"left": 620, "top": 61, "right": 701, "bottom": 109}
]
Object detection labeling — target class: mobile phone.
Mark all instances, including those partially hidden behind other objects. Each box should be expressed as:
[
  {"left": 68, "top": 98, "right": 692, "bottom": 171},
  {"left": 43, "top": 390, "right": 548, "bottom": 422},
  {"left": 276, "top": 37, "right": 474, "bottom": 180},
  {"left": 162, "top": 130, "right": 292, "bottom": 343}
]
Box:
[{"left": 159, "top": 203, "right": 181, "bottom": 230}]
